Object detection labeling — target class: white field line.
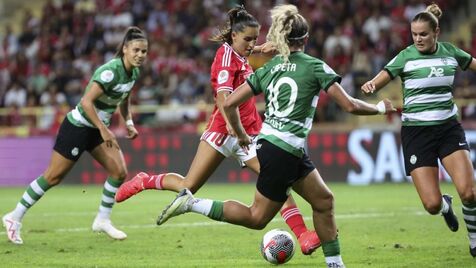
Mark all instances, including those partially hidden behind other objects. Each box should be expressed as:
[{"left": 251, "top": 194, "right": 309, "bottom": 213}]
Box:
[{"left": 0, "top": 210, "right": 425, "bottom": 234}]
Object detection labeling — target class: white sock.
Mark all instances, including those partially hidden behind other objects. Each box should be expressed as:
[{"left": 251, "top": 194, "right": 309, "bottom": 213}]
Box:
[
  {"left": 469, "top": 233, "right": 476, "bottom": 248},
  {"left": 11, "top": 203, "right": 28, "bottom": 221},
  {"left": 440, "top": 197, "right": 450, "bottom": 214},
  {"left": 190, "top": 198, "right": 213, "bottom": 216},
  {"left": 325, "top": 255, "right": 345, "bottom": 267}
]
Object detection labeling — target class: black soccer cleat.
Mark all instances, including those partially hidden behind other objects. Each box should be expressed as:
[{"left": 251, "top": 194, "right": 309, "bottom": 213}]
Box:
[
  {"left": 441, "top": 194, "right": 459, "bottom": 232},
  {"left": 470, "top": 246, "right": 476, "bottom": 258}
]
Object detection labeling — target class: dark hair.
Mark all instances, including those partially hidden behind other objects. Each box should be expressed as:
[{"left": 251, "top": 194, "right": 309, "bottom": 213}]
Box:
[
  {"left": 210, "top": 6, "right": 259, "bottom": 44},
  {"left": 115, "top": 26, "right": 148, "bottom": 58},
  {"left": 412, "top": 3, "right": 442, "bottom": 32}
]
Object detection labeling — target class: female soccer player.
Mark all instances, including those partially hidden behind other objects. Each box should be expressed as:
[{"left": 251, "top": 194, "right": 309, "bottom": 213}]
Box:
[
  {"left": 115, "top": 6, "right": 320, "bottom": 255},
  {"left": 2, "top": 26, "right": 148, "bottom": 244},
  {"left": 361, "top": 3, "right": 476, "bottom": 257},
  {"left": 156, "top": 4, "right": 394, "bottom": 267}
]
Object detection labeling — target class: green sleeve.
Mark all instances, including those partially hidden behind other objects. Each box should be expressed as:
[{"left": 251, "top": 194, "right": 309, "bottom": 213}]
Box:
[
  {"left": 449, "top": 43, "right": 472, "bottom": 70},
  {"left": 384, "top": 50, "right": 406, "bottom": 79},
  {"left": 314, "top": 61, "right": 341, "bottom": 92},
  {"left": 247, "top": 71, "right": 262, "bottom": 95}
]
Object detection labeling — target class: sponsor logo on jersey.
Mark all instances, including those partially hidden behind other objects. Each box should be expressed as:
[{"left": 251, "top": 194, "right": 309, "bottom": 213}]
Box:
[
  {"left": 100, "top": 70, "right": 114, "bottom": 83},
  {"left": 218, "top": 70, "right": 229, "bottom": 84},
  {"left": 428, "top": 67, "right": 444, "bottom": 77}
]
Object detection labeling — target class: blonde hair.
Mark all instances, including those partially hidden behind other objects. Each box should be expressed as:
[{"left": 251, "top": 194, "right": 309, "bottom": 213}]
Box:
[
  {"left": 266, "top": 4, "right": 308, "bottom": 63},
  {"left": 413, "top": 3, "right": 442, "bottom": 32}
]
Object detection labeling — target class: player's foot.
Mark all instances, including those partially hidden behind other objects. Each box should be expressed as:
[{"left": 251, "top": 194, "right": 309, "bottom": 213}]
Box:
[
  {"left": 115, "top": 172, "right": 149, "bottom": 203},
  {"left": 92, "top": 217, "right": 127, "bottom": 240},
  {"left": 441, "top": 194, "right": 458, "bottom": 232},
  {"left": 2, "top": 212, "right": 23, "bottom": 244},
  {"left": 157, "top": 188, "right": 194, "bottom": 225},
  {"left": 470, "top": 246, "right": 476, "bottom": 257},
  {"left": 327, "top": 263, "right": 346, "bottom": 268},
  {"left": 298, "top": 230, "right": 321, "bottom": 255}
]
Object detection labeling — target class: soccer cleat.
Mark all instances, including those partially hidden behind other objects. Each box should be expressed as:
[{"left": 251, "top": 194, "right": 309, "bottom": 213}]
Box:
[
  {"left": 2, "top": 212, "right": 23, "bottom": 244},
  {"left": 92, "top": 217, "right": 127, "bottom": 240},
  {"left": 157, "top": 188, "right": 194, "bottom": 225},
  {"left": 327, "top": 263, "right": 346, "bottom": 268},
  {"left": 441, "top": 194, "right": 458, "bottom": 232},
  {"left": 115, "top": 172, "right": 149, "bottom": 203},
  {"left": 298, "top": 230, "right": 321, "bottom": 255},
  {"left": 470, "top": 246, "right": 476, "bottom": 257}
]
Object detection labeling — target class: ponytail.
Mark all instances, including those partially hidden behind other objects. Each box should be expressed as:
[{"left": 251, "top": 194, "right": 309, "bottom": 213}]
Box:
[{"left": 210, "top": 6, "right": 259, "bottom": 44}]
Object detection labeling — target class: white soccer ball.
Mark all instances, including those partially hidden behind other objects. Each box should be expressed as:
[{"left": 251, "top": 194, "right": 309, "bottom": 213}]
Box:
[{"left": 260, "top": 229, "right": 295, "bottom": 264}]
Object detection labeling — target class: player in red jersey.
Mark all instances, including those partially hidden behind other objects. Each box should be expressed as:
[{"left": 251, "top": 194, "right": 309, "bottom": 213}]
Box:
[{"left": 116, "top": 6, "right": 320, "bottom": 255}]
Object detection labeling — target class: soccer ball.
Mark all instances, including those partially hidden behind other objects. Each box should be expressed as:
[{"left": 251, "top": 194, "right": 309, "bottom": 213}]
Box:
[{"left": 260, "top": 229, "right": 295, "bottom": 264}]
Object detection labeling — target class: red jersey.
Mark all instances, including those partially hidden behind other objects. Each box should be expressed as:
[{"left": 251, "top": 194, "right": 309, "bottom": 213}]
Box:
[{"left": 207, "top": 43, "right": 262, "bottom": 135}]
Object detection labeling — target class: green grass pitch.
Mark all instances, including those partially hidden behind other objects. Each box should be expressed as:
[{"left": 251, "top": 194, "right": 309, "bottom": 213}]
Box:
[{"left": 0, "top": 183, "right": 474, "bottom": 267}]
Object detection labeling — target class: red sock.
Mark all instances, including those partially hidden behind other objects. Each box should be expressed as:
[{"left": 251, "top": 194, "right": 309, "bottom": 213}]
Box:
[
  {"left": 280, "top": 205, "right": 307, "bottom": 238},
  {"left": 142, "top": 174, "right": 165, "bottom": 189}
]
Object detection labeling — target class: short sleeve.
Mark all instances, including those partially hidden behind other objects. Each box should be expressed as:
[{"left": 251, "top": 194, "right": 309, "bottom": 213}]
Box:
[
  {"left": 384, "top": 51, "right": 406, "bottom": 79},
  {"left": 314, "top": 62, "right": 342, "bottom": 92},
  {"left": 92, "top": 67, "right": 117, "bottom": 93},
  {"left": 450, "top": 43, "right": 472, "bottom": 70},
  {"left": 247, "top": 71, "right": 262, "bottom": 95}
]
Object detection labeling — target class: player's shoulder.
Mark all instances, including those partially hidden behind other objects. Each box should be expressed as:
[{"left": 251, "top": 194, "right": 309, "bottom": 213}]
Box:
[
  {"left": 93, "top": 58, "right": 122, "bottom": 84},
  {"left": 214, "top": 43, "right": 244, "bottom": 68}
]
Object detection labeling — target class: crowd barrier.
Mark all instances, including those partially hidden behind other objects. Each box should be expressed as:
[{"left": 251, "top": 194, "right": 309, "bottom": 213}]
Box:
[{"left": 2, "top": 129, "right": 475, "bottom": 186}]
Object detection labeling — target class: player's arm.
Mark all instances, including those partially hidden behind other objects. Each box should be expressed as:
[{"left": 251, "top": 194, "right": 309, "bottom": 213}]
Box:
[
  {"left": 467, "top": 57, "right": 476, "bottom": 72},
  {"left": 81, "top": 82, "right": 119, "bottom": 149},
  {"left": 216, "top": 90, "right": 238, "bottom": 136},
  {"left": 361, "top": 70, "right": 392, "bottom": 94},
  {"left": 223, "top": 82, "right": 254, "bottom": 148},
  {"left": 119, "top": 93, "right": 138, "bottom": 139},
  {"left": 327, "top": 82, "right": 395, "bottom": 115}
]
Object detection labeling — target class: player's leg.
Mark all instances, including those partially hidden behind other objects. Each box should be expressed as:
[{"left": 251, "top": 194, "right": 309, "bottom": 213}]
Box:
[
  {"left": 116, "top": 138, "right": 226, "bottom": 202},
  {"left": 441, "top": 149, "right": 476, "bottom": 256},
  {"left": 157, "top": 187, "right": 282, "bottom": 230},
  {"left": 244, "top": 155, "right": 320, "bottom": 254},
  {"left": 2, "top": 151, "right": 75, "bottom": 244},
  {"left": 89, "top": 143, "right": 128, "bottom": 240},
  {"left": 292, "top": 169, "right": 344, "bottom": 267}
]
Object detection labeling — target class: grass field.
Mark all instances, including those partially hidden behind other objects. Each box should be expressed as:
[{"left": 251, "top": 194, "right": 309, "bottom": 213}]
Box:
[{"left": 0, "top": 183, "right": 474, "bottom": 267}]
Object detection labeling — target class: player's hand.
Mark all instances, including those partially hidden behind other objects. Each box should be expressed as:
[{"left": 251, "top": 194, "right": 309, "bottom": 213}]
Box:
[
  {"left": 126, "top": 125, "right": 139, "bottom": 139},
  {"left": 237, "top": 134, "right": 252, "bottom": 154},
  {"left": 361, "top": 80, "right": 376, "bottom": 94},
  {"left": 100, "top": 127, "right": 119, "bottom": 149},
  {"left": 382, "top": 98, "right": 396, "bottom": 114}
]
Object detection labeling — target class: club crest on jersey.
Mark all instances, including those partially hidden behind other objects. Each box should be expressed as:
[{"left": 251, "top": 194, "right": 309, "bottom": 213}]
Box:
[
  {"left": 441, "top": 58, "right": 448, "bottom": 65},
  {"left": 100, "top": 70, "right": 114, "bottom": 83},
  {"left": 218, "top": 70, "right": 229, "bottom": 84}
]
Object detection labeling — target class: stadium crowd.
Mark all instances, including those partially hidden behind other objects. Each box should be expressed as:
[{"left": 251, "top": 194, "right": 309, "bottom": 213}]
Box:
[{"left": 0, "top": 0, "right": 474, "bottom": 130}]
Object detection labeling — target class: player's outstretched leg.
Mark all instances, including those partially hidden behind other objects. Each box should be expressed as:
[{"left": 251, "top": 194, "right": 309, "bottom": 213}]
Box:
[{"left": 157, "top": 189, "right": 194, "bottom": 225}]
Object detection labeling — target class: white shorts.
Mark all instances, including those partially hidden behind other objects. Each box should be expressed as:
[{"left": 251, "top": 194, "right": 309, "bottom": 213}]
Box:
[{"left": 201, "top": 130, "right": 257, "bottom": 167}]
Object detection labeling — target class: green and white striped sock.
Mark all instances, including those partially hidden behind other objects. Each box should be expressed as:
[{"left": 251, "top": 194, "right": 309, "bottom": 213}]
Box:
[
  {"left": 462, "top": 201, "right": 476, "bottom": 248},
  {"left": 96, "top": 177, "right": 122, "bottom": 219},
  {"left": 13, "top": 176, "right": 52, "bottom": 221}
]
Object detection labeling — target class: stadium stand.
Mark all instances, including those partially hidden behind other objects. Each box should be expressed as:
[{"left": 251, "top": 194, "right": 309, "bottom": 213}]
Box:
[{"left": 0, "top": 0, "right": 474, "bottom": 136}]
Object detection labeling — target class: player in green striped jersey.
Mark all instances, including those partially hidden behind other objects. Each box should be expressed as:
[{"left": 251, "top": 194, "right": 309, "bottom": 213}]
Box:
[
  {"left": 156, "top": 5, "right": 394, "bottom": 267},
  {"left": 2, "top": 27, "right": 148, "bottom": 244},
  {"left": 362, "top": 3, "right": 476, "bottom": 257}
]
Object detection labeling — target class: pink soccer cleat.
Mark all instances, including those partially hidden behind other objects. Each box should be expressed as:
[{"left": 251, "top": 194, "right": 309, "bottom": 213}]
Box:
[
  {"left": 115, "top": 172, "right": 150, "bottom": 202},
  {"left": 298, "top": 230, "right": 321, "bottom": 255}
]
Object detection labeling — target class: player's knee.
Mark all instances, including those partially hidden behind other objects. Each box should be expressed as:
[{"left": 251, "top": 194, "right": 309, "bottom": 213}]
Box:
[
  {"left": 422, "top": 200, "right": 440, "bottom": 215},
  {"left": 312, "top": 191, "right": 334, "bottom": 213}
]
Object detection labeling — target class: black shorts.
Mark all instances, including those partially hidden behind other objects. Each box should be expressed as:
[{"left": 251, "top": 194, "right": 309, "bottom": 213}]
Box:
[
  {"left": 256, "top": 139, "right": 315, "bottom": 202},
  {"left": 401, "top": 119, "right": 469, "bottom": 176},
  {"left": 53, "top": 118, "right": 104, "bottom": 161}
]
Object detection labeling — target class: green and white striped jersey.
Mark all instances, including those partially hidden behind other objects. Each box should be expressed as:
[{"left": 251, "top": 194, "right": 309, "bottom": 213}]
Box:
[
  {"left": 67, "top": 58, "right": 140, "bottom": 128},
  {"left": 247, "top": 52, "right": 341, "bottom": 157},
  {"left": 384, "top": 42, "right": 472, "bottom": 126}
]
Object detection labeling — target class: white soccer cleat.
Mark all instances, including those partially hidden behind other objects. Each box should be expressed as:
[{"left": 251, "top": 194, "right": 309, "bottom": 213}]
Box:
[
  {"left": 157, "top": 188, "right": 194, "bottom": 225},
  {"left": 92, "top": 217, "right": 127, "bottom": 240},
  {"left": 2, "top": 212, "right": 23, "bottom": 245}
]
